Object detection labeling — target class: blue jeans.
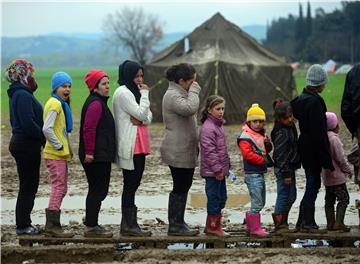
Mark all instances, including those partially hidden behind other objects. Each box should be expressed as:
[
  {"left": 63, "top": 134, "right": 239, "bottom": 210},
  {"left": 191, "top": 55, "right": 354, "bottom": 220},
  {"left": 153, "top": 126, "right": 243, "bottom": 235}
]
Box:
[
  {"left": 245, "top": 173, "right": 266, "bottom": 214},
  {"left": 274, "top": 168, "right": 297, "bottom": 214},
  {"left": 300, "top": 168, "right": 321, "bottom": 210},
  {"left": 205, "top": 177, "right": 227, "bottom": 216}
]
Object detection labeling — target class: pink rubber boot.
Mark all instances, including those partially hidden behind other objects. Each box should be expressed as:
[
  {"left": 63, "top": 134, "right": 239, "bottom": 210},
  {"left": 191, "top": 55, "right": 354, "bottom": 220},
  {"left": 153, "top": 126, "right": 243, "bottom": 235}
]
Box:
[
  {"left": 245, "top": 211, "right": 251, "bottom": 234},
  {"left": 249, "top": 213, "right": 268, "bottom": 237}
]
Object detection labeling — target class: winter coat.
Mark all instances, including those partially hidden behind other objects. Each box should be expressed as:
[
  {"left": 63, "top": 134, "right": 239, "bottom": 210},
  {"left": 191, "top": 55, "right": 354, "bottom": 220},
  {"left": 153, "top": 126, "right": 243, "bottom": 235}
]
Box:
[
  {"left": 112, "top": 85, "right": 152, "bottom": 170},
  {"left": 7, "top": 82, "right": 44, "bottom": 144},
  {"left": 271, "top": 122, "right": 301, "bottom": 177},
  {"left": 238, "top": 124, "right": 272, "bottom": 174},
  {"left": 291, "top": 89, "right": 334, "bottom": 172},
  {"left": 322, "top": 131, "right": 352, "bottom": 186},
  {"left": 200, "top": 114, "right": 230, "bottom": 177},
  {"left": 160, "top": 81, "right": 201, "bottom": 168},
  {"left": 341, "top": 64, "right": 360, "bottom": 135}
]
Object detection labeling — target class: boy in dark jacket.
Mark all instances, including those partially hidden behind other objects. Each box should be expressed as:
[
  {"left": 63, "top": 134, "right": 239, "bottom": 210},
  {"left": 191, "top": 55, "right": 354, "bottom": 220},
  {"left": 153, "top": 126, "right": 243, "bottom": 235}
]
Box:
[{"left": 291, "top": 64, "right": 334, "bottom": 233}]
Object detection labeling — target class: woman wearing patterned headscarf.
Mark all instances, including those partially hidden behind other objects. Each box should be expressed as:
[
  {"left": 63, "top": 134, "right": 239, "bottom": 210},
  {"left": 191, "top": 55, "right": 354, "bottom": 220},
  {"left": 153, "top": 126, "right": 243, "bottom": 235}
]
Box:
[
  {"left": 113, "top": 60, "right": 152, "bottom": 236},
  {"left": 5, "top": 59, "right": 44, "bottom": 235}
]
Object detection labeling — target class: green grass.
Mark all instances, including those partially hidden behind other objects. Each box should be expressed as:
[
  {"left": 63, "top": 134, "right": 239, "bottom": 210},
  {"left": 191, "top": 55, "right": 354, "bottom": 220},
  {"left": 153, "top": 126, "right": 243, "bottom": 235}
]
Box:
[
  {"left": 1, "top": 67, "right": 119, "bottom": 121},
  {"left": 1, "top": 67, "right": 347, "bottom": 123}
]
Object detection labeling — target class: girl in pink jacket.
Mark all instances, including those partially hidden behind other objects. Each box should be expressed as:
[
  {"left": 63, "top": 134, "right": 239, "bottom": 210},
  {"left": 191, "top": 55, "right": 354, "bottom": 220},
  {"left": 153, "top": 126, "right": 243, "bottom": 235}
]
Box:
[
  {"left": 200, "top": 95, "right": 230, "bottom": 237},
  {"left": 322, "top": 112, "right": 352, "bottom": 232}
]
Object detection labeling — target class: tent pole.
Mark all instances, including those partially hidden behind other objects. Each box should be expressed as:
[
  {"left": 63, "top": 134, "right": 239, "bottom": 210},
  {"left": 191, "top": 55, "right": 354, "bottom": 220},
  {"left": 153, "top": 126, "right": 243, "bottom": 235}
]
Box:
[{"left": 214, "top": 60, "right": 219, "bottom": 95}]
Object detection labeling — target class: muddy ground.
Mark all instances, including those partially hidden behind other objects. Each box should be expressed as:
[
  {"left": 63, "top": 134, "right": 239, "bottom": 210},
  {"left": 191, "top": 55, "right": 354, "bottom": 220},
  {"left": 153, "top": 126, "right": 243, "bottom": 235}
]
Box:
[{"left": 1, "top": 122, "right": 360, "bottom": 263}]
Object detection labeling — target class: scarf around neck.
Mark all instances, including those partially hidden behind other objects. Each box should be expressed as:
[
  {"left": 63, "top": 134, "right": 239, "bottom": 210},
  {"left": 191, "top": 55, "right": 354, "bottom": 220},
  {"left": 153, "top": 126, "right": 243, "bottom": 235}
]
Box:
[{"left": 52, "top": 93, "right": 73, "bottom": 133}]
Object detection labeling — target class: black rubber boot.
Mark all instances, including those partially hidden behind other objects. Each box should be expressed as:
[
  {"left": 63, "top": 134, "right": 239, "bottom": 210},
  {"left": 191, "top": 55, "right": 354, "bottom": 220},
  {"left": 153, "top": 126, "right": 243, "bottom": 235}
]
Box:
[
  {"left": 325, "top": 205, "right": 335, "bottom": 231},
  {"left": 120, "top": 206, "right": 151, "bottom": 237},
  {"left": 168, "top": 192, "right": 199, "bottom": 236},
  {"left": 301, "top": 207, "right": 326, "bottom": 233},
  {"left": 295, "top": 205, "right": 304, "bottom": 232},
  {"left": 333, "top": 204, "right": 350, "bottom": 232},
  {"left": 45, "top": 209, "right": 74, "bottom": 238}
]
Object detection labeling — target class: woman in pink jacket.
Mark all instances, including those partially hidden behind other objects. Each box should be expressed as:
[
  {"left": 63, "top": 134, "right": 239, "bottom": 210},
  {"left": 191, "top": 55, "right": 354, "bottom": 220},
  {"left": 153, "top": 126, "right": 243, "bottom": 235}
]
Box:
[
  {"left": 322, "top": 112, "right": 352, "bottom": 232},
  {"left": 200, "top": 95, "right": 230, "bottom": 237}
]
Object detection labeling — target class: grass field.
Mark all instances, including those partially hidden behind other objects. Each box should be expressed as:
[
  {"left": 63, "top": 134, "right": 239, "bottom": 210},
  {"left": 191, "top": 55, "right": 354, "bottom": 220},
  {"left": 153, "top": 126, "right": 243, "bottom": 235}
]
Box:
[{"left": 1, "top": 68, "right": 346, "bottom": 122}]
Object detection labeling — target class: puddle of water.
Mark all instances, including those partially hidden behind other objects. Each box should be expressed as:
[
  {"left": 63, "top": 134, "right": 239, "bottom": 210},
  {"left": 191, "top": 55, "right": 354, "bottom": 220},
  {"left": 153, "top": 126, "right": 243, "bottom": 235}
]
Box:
[{"left": 1, "top": 192, "right": 359, "bottom": 226}]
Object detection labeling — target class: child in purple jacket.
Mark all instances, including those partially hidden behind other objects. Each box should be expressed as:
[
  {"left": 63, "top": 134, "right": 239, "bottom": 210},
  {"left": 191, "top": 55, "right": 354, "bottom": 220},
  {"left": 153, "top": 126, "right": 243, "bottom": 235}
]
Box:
[
  {"left": 322, "top": 112, "right": 352, "bottom": 232},
  {"left": 200, "top": 95, "right": 230, "bottom": 237}
]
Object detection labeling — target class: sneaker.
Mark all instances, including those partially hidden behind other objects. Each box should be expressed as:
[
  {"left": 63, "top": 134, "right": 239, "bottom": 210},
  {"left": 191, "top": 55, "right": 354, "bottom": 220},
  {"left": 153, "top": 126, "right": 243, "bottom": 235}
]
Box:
[
  {"left": 16, "top": 225, "right": 40, "bottom": 235},
  {"left": 84, "top": 225, "right": 113, "bottom": 238}
]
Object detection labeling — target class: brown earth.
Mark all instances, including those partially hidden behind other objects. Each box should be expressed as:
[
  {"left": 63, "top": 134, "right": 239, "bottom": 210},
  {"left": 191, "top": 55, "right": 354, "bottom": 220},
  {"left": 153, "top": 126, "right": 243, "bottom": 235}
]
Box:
[{"left": 1, "top": 122, "right": 360, "bottom": 263}]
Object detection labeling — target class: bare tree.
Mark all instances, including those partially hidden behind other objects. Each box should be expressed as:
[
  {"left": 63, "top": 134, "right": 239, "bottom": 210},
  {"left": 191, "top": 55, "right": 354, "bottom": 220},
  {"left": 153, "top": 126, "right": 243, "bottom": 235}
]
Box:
[{"left": 103, "top": 7, "right": 163, "bottom": 65}]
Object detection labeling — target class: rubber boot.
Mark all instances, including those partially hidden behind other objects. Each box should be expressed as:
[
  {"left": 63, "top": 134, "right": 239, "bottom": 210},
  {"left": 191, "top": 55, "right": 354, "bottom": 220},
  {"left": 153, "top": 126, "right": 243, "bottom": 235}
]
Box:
[
  {"left": 301, "top": 207, "right": 326, "bottom": 233},
  {"left": 120, "top": 206, "right": 151, "bottom": 236},
  {"left": 295, "top": 205, "right": 304, "bottom": 232},
  {"left": 168, "top": 192, "right": 199, "bottom": 236},
  {"left": 204, "top": 215, "right": 229, "bottom": 237},
  {"left": 283, "top": 213, "right": 297, "bottom": 233},
  {"left": 272, "top": 213, "right": 288, "bottom": 233},
  {"left": 244, "top": 211, "right": 251, "bottom": 235},
  {"left": 333, "top": 204, "right": 350, "bottom": 232},
  {"left": 249, "top": 213, "right": 268, "bottom": 237},
  {"left": 84, "top": 225, "right": 113, "bottom": 238},
  {"left": 325, "top": 205, "right": 335, "bottom": 231},
  {"left": 44, "top": 209, "right": 74, "bottom": 238}
]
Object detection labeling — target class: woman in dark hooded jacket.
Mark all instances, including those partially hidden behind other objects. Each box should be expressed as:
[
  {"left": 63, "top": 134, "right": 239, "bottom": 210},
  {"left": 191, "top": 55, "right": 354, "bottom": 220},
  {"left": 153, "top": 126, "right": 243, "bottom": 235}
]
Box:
[{"left": 5, "top": 59, "right": 44, "bottom": 235}]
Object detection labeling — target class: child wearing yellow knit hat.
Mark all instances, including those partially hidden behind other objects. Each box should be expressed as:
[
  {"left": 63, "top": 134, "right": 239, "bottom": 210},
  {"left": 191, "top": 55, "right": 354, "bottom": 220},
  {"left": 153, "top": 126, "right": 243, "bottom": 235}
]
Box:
[{"left": 237, "top": 103, "right": 272, "bottom": 237}]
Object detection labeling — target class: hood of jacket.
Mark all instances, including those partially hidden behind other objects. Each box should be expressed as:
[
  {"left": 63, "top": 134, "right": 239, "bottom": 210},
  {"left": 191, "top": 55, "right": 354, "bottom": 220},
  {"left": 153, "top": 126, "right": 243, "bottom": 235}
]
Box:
[{"left": 7, "top": 81, "right": 32, "bottom": 98}]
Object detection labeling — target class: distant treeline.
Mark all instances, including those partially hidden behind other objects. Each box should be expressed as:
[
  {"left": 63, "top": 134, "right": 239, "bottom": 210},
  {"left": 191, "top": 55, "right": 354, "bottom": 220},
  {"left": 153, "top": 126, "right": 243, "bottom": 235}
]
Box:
[{"left": 264, "top": 1, "right": 360, "bottom": 63}]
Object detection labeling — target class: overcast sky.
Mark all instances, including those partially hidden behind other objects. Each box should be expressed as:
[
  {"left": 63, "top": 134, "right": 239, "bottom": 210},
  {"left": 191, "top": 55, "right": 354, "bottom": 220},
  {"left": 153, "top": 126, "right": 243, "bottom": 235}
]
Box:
[{"left": 1, "top": 0, "right": 342, "bottom": 37}]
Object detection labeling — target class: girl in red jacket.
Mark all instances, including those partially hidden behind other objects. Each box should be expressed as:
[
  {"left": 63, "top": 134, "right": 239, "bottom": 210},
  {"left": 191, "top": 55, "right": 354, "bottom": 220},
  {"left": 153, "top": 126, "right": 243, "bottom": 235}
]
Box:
[{"left": 237, "top": 103, "right": 272, "bottom": 237}]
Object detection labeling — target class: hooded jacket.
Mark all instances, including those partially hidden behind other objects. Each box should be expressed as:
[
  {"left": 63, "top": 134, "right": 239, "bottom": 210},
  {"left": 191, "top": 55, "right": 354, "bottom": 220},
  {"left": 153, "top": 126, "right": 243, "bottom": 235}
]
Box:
[
  {"left": 200, "top": 114, "right": 230, "bottom": 177},
  {"left": 7, "top": 82, "right": 44, "bottom": 143}
]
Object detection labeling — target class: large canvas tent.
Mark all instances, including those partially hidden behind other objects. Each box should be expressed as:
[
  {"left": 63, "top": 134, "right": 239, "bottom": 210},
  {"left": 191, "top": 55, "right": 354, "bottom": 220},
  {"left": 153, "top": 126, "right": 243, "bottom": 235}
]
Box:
[{"left": 145, "top": 13, "right": 296, "bottom": 124}]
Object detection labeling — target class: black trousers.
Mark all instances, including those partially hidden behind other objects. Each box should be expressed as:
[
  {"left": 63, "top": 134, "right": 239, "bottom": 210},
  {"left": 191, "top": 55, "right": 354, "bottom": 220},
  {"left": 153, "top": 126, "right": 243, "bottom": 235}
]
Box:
[
  {"left": 9, "top": 137, "right": 41, "bottom": 228},
  {"left": 82, "top": 161, "right": 111, "bottom": 227},
  {"left": 325, "top": 183, "right": 350, "bottom": 208},
  {"left": 169, "top": 166, "right": 194, "bottom": 194},
  {"left": 122, "top": 154, "right": 146, "bottom": 208}
]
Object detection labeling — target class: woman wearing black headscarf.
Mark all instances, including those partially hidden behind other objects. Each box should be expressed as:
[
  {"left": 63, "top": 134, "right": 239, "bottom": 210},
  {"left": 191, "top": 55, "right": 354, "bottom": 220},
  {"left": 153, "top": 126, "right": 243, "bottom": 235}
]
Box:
[{"left": 113, "top": 60, "right": 152, "bottom": 236}]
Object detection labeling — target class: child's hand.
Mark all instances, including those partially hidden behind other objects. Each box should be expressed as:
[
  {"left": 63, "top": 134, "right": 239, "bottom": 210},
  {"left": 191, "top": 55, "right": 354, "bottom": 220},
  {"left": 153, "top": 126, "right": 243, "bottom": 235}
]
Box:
[
  {"left": 284, "top": 177, "right": 291, "bottom": 186},
  {"left": 130, "top": 116, "right": 142, "bottom": 125},
  {"left": 264, "top": 135, "right": 270, "bottom": 144},
  {"left": 215, "top": 172, "right": 224, "bottom": 181}
]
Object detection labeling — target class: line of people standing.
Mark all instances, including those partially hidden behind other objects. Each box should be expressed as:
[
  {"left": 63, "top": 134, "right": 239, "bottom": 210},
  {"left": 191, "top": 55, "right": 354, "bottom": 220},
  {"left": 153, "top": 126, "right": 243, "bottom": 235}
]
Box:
[{"left": 5, "top": 59, "right": 359, "bottom": 238}]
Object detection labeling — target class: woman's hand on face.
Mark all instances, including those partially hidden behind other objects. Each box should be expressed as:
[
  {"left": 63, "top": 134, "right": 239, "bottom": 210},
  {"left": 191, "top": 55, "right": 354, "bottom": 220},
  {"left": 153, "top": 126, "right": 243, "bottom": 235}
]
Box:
[
  {"left": 130, "top": 116, "right": 142, "bottom": 125},
  {"left": 138, "top": 84, "right": 149, "bottom": 91},
  {"left": 84, "top": 154, "right": 94, "bottom": 164}
]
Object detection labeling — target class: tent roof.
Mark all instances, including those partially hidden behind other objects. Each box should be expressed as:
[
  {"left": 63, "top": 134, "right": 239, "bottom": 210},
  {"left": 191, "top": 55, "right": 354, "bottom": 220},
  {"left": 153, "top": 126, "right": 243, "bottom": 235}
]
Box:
[{"left": 150, "top": 12, "right": 287, "bottom": 67}]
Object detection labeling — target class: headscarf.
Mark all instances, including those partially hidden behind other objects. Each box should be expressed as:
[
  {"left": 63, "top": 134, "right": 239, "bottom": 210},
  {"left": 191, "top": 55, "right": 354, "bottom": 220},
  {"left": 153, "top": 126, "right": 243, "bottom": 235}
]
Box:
[
  {"left": 5, "top": 59, "right": 38, "bottom": 91},
  {"left": 118, "top": 60, "right": 143, "bottom": 104}
]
